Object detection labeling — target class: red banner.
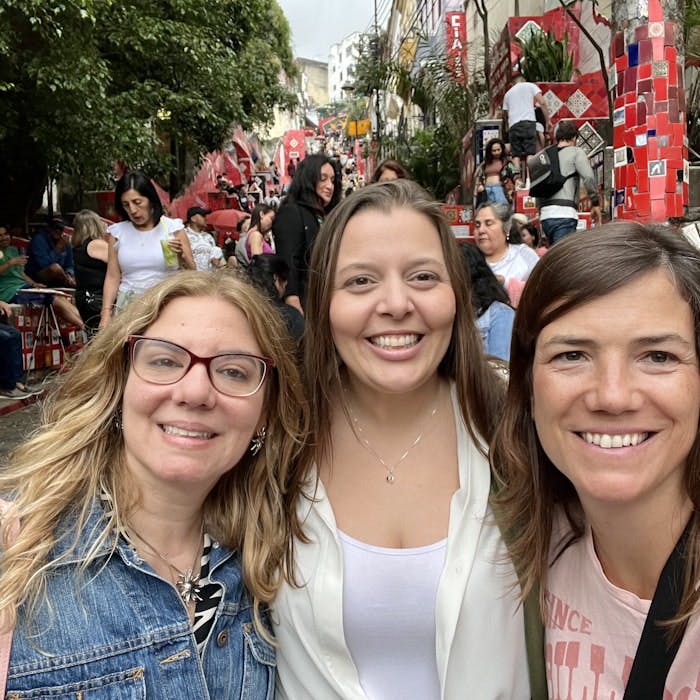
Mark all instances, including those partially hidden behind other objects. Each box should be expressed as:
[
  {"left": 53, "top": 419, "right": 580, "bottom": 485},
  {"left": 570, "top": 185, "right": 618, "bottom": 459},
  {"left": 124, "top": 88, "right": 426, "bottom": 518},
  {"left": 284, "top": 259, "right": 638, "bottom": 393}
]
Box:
[{"left": 446, "top": 12, "right": 467, "bottom": 84}]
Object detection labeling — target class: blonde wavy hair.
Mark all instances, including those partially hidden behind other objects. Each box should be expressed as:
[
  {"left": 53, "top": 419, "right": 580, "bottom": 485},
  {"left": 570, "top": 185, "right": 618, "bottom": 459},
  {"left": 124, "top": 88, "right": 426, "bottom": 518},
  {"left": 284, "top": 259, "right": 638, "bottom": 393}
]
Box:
[
  {"left": 70, "top": 209, "right": 105, "bottom": 247},
  {"left": 0, "top": 271, "right": 308, "bottom": 636}
]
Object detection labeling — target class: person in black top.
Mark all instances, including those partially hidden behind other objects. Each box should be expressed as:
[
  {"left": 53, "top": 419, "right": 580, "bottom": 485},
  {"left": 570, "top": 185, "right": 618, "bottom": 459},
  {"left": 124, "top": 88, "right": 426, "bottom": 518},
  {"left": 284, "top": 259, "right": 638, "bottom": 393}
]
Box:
[
  {"left": 273, "top": 154, "right": 341, "bottom": 314},
  {"left": 71, "top": 209, "right": 108, "bottom": 334},
  {"left": 246, "top": 254, "right": 304, "bottom": 345}
]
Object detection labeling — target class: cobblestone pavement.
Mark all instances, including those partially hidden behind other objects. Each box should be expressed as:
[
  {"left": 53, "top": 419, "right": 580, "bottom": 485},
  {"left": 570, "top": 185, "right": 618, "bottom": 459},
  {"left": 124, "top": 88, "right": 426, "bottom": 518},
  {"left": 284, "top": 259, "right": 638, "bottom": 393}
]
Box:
[{"left": 0, "top": 401, "right": 41, "bottom": 464}]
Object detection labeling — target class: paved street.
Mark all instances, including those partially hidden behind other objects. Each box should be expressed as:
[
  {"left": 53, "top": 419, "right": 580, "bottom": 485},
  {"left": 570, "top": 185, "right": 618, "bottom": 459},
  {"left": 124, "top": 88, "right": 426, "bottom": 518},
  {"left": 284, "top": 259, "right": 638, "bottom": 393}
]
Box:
[{"left": 0, "top": 401, "right": 41, "bottom": 464}]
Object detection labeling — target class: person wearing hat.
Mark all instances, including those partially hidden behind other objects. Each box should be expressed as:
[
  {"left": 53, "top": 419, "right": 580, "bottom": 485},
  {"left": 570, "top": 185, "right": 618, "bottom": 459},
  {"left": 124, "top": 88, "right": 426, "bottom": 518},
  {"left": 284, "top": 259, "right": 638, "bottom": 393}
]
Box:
[
  {"left": 185, "top": 207, "right": 224, "bottom": 272},
  {"left": 25, "top": 216, "right": 75, "bottom": 287}
]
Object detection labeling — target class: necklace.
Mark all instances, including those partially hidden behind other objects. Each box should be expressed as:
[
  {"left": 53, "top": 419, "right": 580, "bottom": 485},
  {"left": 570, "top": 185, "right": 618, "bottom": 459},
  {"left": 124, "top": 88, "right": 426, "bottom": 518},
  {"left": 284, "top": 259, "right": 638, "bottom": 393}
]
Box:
[
  {"left": 345, "top": 391, "right": 441, "bottom": 484},
  {"left": 125, "top": 522, "right": 204, "bottom": 605}
]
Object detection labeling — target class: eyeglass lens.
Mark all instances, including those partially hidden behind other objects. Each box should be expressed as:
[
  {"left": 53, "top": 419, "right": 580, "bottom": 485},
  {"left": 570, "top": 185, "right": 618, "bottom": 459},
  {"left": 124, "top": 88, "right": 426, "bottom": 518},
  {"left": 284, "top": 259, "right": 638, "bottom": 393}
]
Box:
[{"left": 131, "top": 338, "right": 266, "bottom": 397}]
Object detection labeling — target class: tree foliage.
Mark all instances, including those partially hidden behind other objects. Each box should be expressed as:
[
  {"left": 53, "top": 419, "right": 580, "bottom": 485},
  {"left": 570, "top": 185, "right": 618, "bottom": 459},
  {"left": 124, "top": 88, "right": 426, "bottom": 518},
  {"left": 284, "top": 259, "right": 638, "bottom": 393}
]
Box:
[{"left": 0, "top": 0, "right": 297, "bottom": 221}]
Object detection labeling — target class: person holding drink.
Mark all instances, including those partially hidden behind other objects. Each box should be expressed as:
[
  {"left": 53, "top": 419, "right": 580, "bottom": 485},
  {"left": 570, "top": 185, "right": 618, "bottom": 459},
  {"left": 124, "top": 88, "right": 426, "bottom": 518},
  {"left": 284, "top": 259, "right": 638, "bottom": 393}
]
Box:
[{"left": 100, "top": 171, "right": 194, "bottom": 327}]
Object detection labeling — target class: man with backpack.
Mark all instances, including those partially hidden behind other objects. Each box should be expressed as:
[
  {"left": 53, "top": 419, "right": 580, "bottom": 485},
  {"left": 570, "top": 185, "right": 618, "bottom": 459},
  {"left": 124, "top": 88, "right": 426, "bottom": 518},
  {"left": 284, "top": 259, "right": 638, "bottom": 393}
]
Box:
[{"left": 534, "top": 121, "right": 601, "bottom": 245}]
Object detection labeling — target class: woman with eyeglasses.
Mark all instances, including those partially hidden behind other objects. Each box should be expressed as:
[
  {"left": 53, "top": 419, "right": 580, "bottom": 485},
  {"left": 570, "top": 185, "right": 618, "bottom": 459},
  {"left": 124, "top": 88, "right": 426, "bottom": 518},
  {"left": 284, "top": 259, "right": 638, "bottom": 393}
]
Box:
[{"left": 0, "top": 271, "right": 307, "bottom": 698}]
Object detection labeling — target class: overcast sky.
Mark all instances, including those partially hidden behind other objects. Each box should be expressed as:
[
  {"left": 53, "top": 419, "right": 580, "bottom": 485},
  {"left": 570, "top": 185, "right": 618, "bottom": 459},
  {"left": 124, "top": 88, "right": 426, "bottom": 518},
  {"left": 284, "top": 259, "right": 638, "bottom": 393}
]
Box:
[{"left": 277, "top": 0, "right": 378, "bottom": 62}]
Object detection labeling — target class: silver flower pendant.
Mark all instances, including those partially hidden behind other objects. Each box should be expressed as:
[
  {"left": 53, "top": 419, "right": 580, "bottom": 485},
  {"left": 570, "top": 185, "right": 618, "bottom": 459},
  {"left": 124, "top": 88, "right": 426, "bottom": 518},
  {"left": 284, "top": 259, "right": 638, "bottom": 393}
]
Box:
[{"left": 177, "top": 569, "right": 202, "bottom": 604}]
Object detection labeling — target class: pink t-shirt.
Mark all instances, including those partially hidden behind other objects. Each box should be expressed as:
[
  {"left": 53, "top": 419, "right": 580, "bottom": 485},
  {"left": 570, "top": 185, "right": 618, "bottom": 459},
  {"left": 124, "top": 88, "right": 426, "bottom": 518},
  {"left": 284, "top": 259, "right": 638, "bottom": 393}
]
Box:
[{"left": 545, "top": 523, "right": 700, "bottom": 699}]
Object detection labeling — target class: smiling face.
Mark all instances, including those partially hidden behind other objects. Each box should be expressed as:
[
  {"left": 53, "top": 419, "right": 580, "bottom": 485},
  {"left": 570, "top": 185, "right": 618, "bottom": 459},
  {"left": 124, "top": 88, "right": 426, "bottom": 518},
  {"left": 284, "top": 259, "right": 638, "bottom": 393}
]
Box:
[
  {"left": 316, "top": 163, "right": 336, "bottom": 207},
  {"left": 532, "top": 270, "right": 700, "bottom": 515},
  {"left": 329, "top": 206, "right": 456, "bottom": 396},
  {"left": 474, "top": 206, "right": 508, "bottom": 260},
  {"left": 121, "top": 295, "right": 266, "bottom": 497},
  {"left": 121, "top": 188, "right": 155, "bottom": 230}
]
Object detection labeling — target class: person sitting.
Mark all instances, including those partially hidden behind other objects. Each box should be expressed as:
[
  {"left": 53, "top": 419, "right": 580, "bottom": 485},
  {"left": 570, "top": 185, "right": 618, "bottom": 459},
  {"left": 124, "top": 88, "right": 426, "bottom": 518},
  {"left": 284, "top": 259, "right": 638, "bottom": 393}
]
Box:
[
  {"left": 0, "top": 271, "right": 307, "bottom": 697},
  {"left": 72, "top": 209, "right": 109, "bottom": 334},
  {"left": 0, "top": 301, "right": 41, "bottom": 399},
  {"left": 0, "top": 224, "right": 84, "bottom": 328},
  {"left": 25, "top": 217, "right": 76, "bottom": 288},
  {"left": 460, "top": 243, "right": 515, "bottom": 361},
  {"left": 184, "top": 207, "right": 223, "bottom": 272}
]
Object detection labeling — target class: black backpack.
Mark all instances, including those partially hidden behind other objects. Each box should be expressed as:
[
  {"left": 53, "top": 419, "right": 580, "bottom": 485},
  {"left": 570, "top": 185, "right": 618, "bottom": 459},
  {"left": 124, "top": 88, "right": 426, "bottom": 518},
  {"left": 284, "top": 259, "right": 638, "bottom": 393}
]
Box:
[{"left": 527, "top": 145, "right": 575, "bottom": 199}]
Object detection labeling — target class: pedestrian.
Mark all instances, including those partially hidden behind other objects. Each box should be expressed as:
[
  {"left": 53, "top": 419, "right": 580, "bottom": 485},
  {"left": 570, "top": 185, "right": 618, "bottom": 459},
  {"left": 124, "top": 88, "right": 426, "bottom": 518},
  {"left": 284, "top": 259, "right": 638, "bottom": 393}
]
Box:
[
  {"left": 100, "top": 170, "right": 195, "bottom": 328},
  {"left": 0, "top": 271, "right": 307, "bottom": 698},
  {"left": 184, "top": 206, "right": 223, "bottom": 272},
  {"left": 493, "top": 222, "right": 700, "bottom": 698},
  {"left": 473, "top": 138, "right": 518, "bottom": 206},
  {"left": 502, "top": 73, "right": 550, "bottom": 181},
  {"left": 536, "top": 121, "right": 601, "bottom": 245},
  {"left": 272, "top": 154, "right": 341, "bottom": 314},
  {"left": 371, "top": 158, "right": 412, "bottom": 183},
  {"left": 460, "top": 242, "right": 515, "bottom": 361},
  {"left": 474, "top": 202, "right": 539, "bottom": 307}
]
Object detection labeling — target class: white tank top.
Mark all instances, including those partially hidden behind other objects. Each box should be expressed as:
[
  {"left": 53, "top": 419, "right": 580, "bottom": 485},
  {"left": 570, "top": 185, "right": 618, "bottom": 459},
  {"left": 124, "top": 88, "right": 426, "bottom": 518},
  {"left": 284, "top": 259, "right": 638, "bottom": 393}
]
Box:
[{"left": 339, "top": 530, "right": 447, "bottom": 700}]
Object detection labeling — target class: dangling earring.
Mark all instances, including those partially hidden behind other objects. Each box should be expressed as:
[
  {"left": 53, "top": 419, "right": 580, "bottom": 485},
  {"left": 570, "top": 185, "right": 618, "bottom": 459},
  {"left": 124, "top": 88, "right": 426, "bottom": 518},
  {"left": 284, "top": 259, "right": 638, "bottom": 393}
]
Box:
[
  {"left": 112, "top": 408, "right": 123, "bottom": 432},
  {"left": 249, "top": 426, "right": 267, "bottom": 455}
]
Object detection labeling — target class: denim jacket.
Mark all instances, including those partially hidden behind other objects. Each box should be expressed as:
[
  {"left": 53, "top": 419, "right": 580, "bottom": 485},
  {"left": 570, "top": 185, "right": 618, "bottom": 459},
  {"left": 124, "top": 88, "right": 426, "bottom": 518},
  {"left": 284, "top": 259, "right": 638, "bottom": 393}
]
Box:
[{"left": 6, "top": 500, "right": 275, "bottom": 699}]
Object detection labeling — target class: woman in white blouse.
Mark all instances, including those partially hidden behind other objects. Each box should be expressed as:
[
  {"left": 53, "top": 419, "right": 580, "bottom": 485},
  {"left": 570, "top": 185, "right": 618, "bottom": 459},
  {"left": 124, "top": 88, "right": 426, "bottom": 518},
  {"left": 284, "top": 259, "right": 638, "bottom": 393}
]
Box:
[{"left": 273, "top": 180, "right": 539, "bottom": 699}]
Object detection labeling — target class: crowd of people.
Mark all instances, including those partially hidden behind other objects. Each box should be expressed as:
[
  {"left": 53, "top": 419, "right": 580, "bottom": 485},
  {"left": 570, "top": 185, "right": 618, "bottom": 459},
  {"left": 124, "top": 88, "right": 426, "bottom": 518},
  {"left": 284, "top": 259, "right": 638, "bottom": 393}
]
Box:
[{"left": 0, "top": 144, "right": 698, "bottom": 700}]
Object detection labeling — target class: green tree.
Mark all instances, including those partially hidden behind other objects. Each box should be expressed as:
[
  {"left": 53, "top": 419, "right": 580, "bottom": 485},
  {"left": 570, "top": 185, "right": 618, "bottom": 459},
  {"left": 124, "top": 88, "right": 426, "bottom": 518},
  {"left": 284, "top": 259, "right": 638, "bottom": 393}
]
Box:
[{"left": 0, "top": 0, "right": 297, "bottom": 222}]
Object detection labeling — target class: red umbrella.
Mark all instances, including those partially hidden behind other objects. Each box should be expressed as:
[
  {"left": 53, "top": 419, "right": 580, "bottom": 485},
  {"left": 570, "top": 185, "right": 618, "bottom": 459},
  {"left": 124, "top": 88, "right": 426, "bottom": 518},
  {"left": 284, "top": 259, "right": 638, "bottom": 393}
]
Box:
[{"left": 206, "top": 208, "right": 249, "bottom": 234}]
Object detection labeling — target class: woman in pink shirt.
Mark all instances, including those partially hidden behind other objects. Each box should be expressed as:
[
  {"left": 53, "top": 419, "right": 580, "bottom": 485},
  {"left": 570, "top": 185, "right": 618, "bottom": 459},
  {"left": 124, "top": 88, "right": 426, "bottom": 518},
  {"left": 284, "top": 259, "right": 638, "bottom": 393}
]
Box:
[{"left": 493, "top": 222, "right": 700, "bottom": 699}]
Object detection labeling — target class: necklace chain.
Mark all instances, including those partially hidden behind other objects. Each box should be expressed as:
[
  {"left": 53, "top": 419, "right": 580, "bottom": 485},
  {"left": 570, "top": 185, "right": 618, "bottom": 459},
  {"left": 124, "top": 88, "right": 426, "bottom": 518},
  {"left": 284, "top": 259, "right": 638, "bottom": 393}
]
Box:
[
  {"left": 345, "top": 393, "right": 440, "bottom": 484},
  {"left": 125, "top": 523, "right": 204, "bottom": 605}
]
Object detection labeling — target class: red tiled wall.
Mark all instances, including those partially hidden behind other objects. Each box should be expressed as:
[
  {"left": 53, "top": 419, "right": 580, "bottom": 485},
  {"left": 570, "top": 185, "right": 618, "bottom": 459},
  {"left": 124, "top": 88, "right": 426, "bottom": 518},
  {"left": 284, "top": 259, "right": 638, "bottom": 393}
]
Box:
[{"left": 611, "top": 0, "right": 687, "bottom": 221}]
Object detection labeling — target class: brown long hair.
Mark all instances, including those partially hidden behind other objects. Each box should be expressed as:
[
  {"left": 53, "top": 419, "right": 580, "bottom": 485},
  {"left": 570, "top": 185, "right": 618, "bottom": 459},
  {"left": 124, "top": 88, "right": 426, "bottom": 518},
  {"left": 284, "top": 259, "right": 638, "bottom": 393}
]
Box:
[
  {"left": 492, "top": 222, "right": 700, "bottom": 630},
  {"left": 303, "top": 179, "right": 505, "bottom": 466}
]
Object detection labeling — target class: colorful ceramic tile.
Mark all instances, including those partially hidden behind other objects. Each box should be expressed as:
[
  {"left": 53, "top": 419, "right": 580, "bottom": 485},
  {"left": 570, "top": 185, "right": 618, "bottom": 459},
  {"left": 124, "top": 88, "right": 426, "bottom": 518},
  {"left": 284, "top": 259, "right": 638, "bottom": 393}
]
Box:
[
  {"left": 614, "top": 31, "right": 625, "bottom": 57},
  {"left": 649, "top": 159, "right": 666, "bottom": 177},
  {"left": 653, "top": 78, "right": 668, "bottom": 101},
  {"left": 628, "top": 43, "right": 639, "bottom": 66},
  {"left": 614, "top": 146, "right": 628, "bottom": 167},
  {"left": 638, "top": 61, "right": 652, "bottom": 80},
  {"left": 652, "top": 60, "right": 669, "bottom": 78}
]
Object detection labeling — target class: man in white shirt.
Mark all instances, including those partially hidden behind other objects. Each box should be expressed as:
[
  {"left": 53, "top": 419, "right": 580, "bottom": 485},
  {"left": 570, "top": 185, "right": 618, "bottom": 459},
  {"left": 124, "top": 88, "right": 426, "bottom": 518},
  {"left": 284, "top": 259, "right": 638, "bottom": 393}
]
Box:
[{"left": 502, "top": 74, "right": 550, "bottom": 180}]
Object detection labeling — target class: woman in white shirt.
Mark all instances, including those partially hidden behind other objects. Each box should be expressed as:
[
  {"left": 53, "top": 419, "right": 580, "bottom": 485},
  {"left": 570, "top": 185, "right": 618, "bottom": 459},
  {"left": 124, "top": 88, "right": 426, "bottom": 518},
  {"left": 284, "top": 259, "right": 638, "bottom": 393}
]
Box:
[
  {"left": 100, "top": 171, "right": 194, "bottom": 327},
  {"left": 493, "top": 222, "right": 700, "bottom": 698},
  {"left": 474, "top": 202, "right": 539, "bottom": 307},
  {"left": 273, "top": 180, "right": 538, "bottom": 700}
]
